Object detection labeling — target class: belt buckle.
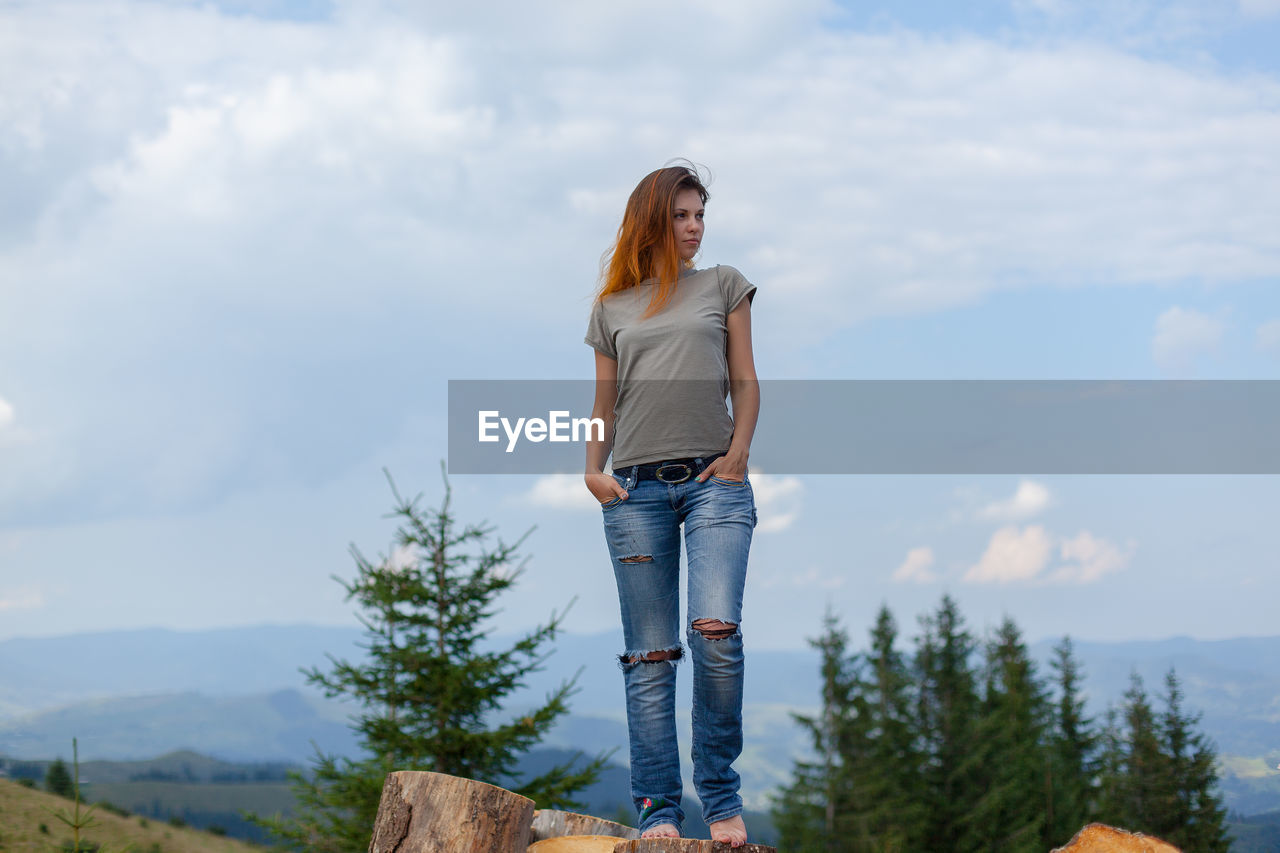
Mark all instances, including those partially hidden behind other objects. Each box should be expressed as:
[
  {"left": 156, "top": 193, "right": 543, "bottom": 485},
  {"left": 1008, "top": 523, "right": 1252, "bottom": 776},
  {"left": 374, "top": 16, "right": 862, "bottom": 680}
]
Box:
[{"left": 655, "top": 463, "right": 692, "bottom": 484}]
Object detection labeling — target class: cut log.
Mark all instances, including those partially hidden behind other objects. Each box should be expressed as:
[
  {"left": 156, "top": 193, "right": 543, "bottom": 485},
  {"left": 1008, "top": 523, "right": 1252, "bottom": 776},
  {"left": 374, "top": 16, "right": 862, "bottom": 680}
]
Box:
[
  {"left": 611, "top": 841, "right": 776, "bottom": 853},
  {"left": 368, "top": 770, "right": 534, "bottom": 853},
  {"left": 531, "top": 810, "right": 640, "bottom": 842},
  {"left": 1052, "top": 823, "right": 1182, "bottom": 853},
  {"left": 529, "top": 837, "right": 629, "bottom": 853}
]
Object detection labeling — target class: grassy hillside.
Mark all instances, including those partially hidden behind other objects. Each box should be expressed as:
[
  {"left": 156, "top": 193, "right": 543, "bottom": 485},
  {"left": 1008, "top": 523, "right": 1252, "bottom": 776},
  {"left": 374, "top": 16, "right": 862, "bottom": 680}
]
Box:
[{"left": 0, "top": 779, "right": 261, "bottom": 853}]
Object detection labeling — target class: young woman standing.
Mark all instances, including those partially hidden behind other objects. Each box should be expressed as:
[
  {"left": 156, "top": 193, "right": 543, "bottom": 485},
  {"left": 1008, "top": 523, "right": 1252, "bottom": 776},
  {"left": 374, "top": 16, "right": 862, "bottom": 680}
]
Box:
[{"left": 584, "top": 162, "right": 759, "bottom": 847}]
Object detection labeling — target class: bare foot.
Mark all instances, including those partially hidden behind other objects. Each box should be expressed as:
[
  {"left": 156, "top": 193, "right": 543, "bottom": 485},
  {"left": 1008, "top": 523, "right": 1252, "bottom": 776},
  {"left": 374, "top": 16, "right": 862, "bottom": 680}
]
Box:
[
  {"left": 640, "top": 821, "right": 681, "bottom": 839},
  {"left": 710, "top": 814, "right": 748, "bottom": 847}
]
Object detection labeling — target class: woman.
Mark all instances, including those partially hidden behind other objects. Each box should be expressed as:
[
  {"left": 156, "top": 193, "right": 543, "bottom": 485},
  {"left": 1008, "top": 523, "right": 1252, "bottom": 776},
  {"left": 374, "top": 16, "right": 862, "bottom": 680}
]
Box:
[{"left": 583, "top": 162, "right": 759, "bottom": 847}]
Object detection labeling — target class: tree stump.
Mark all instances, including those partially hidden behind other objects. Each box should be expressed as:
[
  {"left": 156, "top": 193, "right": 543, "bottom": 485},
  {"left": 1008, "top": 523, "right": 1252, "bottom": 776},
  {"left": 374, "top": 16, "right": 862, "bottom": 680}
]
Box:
[
  {"left": 531, "top": 810, "right": 641, "bottom": 841},
  {"left": 368, "top": 770, "right": 534, "bottom": 853},
  {"left": 611, "top": 841, "right": 776, "bottom": 853},
  {"left": 530, "top": 838, "right": 628, "bottom": 853},
  {"left": 1052, "top": 823, "right": 1182, "bottom": 853}
]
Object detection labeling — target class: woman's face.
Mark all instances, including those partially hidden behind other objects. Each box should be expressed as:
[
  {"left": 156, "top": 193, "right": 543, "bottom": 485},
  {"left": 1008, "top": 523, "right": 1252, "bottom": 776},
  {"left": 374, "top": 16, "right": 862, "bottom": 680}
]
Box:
[{"left": 672, "top": 187, "right": 705, "bottom": 262}]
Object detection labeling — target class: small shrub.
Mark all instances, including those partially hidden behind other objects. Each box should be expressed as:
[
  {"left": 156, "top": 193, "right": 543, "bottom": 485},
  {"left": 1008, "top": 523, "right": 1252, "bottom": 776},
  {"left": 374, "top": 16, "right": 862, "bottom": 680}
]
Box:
[
  {"left": 137, "top": 817, "right": 149, "bottom": 828},
  {"left": 166, "top": 815, "right": 186, "bottom": 828},
  {"left": 39, "top": 823, "right": 50, "bottom": 834},
  {"left": 207, "top": 825, "right": 227, "bottom": 837},
  {"left": 46, "top": 758, "right": 74, "bottom": 798},
  {"left": 18, "top": 778, "right": 36, "bottom": 788}
]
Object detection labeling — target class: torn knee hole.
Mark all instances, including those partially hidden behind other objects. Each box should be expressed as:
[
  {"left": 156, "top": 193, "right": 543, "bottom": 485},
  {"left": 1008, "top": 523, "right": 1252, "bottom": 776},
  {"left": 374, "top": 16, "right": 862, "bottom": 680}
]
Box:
[
  {"left": 619, "top": 554, "right": 653, "bottom": 563},
  {"left": 692, "top": 619, "right": 738, "bottom": 640},
  {"left": 619, "top": 648, "right": 683, "bottom": 665}
]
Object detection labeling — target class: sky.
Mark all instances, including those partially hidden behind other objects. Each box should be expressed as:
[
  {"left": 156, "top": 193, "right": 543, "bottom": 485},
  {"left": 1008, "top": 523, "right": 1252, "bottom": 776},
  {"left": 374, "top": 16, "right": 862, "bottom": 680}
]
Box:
[{"left": 1, "top": 0, "right": 1279, "bottom": 651}]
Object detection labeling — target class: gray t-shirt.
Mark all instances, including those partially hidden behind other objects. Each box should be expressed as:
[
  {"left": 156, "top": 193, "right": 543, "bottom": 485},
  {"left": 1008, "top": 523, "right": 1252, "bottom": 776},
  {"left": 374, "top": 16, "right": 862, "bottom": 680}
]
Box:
[{"left": 585, "top": 264, "right": 757, "bottom": 467}]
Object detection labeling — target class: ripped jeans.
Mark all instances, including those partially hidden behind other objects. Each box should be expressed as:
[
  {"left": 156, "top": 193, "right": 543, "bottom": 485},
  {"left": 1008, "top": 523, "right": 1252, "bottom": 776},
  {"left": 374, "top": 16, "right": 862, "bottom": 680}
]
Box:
[{"left": 599, "top": 460, "right": 757, "bottom": 834}]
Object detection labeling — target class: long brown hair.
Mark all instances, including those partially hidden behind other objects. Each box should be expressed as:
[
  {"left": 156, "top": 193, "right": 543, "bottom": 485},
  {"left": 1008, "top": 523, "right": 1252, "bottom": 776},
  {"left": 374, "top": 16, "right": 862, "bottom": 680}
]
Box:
[{"left": 597, "top": 161, "right": 710, "bottom": 317}]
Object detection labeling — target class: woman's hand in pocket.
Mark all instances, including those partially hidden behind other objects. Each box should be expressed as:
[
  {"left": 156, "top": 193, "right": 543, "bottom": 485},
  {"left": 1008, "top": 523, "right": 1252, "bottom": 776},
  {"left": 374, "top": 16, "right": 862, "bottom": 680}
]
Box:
[
  {"left": 698, "top": 453, "right": 747, "bottom": 483},
  {"left": 585, "top": 473, "right": 627, "bottom": 504}
]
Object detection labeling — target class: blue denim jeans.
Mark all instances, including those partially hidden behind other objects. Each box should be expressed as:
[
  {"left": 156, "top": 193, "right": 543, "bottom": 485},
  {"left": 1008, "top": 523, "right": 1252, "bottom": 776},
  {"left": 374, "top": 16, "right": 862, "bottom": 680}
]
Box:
[{"left": 599, "top": 459, "right": 757, "bottom": 834}]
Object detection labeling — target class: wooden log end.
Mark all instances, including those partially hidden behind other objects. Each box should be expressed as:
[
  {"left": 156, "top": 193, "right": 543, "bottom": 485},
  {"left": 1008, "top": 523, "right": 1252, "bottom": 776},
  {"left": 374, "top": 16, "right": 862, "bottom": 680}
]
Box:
[
  {"left": 531, "top": 809, "right": 641, "bottom": 841},
  {"left": 1052, "top": 822, "right": 1182, "bottom": 853}
]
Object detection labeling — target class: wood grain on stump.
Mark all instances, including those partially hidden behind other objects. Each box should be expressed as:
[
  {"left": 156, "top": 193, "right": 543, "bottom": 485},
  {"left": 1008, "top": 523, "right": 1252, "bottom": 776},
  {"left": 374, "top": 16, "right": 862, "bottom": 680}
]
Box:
[
  {"left": 611, "top": 841, "right": 775, "bottom": 853},
  {"left": 368, "top": 770, "right": 534, "bottom": 853},
  {"left": 529, "top": 837, "right": 628, "bottom": 853},
  {"left": 531, "top": 810, "right": 640, "bottom": 842},
  {"left": 1052, "top": 823, "right": 1182, "bottom": 853}
]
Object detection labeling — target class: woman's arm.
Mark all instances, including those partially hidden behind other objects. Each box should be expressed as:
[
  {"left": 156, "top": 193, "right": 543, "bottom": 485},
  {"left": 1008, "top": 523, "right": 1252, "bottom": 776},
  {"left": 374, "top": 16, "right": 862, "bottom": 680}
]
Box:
[
  {"left": 699, "top": 298, "right": 759, "bottom": 482},
  {"left": 585, "top": 349, "right": 627, "bottom": 503}
]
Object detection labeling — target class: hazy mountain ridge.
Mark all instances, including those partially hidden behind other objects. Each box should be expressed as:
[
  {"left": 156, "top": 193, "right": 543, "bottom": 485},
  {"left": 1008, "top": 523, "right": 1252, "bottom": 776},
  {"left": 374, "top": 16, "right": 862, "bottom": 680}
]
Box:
[{"left": 3, "top": 625, "right": 1279, "bottom": 816}]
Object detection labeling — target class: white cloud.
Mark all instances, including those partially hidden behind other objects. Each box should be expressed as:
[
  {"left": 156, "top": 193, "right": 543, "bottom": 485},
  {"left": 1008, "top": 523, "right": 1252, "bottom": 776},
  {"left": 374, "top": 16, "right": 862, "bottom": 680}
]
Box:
[
  {"left": 976, "top": 479, "right": 1052, "bottom": 521},
  {"left": 2, "top": 1, "right": 1280, "bottom": 522},
  {"left": 747, "top": 470, "right": 804, "bottom": 533},
  {"left": 965, "top": 524, "right": 1132, "bottom": 584},
  {"left": 1256, "top": 318, "right": 1280, "bottom": 356},
  {"left": 1048, "top": 530, "right": 1134, "bottom": 583},
  {"left": 964, "top": 524, "right": 1054, "bottom": 584},
  {"left": 0, "top": 397, "right": 13, "bottom": 429},
  {"left": 892, "top": 546, "right": 939, "bottom": 584},
  {"left": 1152, "top": 306, "right": 1226, "bottom": 374},
  {"left": 386, "top": 542, "right": 418, "bottom": 572},
  {"left": 519, "top": 469, "right": 804, "bottom": 531},
  {"left": 522, "top": 475, "right": 604, "bottom": 512},
  {"left": 0, "top": 585, "right": 44, "bottom": 612}
]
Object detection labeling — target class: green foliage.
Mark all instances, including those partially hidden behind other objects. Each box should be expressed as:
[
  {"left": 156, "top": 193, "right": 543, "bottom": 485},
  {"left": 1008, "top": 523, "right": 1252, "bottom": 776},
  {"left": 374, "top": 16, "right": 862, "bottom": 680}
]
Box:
[
  {"left": 1045, "top": 636, "right": 1098, "bottom": 847},
  {"left": 770, "top": 607, "right": 864, "bottom": 851},
  {"left": 960, "top": 618, "right": 1049, "bottom": 853},
  {"left": 251, "top": 465, "right": 609, "bottom": 853},
  {"left": 915, "top": 595, "right": 981, "bottom": 852},
  {"left": 19, "top": 778, "right": 37, "bottom": 789},
  {"left": 44, "top": 738, "right": 135, "bottom": 853},
  {"left": 46, "top": 758, "right": 74, "bottom": 798},
  {"left": 775, "top": 598, "right": 1229, "bottom": 853}
]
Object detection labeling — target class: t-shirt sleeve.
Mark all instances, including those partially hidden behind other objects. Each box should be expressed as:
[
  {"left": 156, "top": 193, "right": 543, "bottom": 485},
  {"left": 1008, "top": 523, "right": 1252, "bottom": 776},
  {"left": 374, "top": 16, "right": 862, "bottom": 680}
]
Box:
[
  {"left": 584, "top": 298, "right": 617, "bottom": 359},
  {"left": 719, "top": 265, "right": 757, "bottom": 315}
]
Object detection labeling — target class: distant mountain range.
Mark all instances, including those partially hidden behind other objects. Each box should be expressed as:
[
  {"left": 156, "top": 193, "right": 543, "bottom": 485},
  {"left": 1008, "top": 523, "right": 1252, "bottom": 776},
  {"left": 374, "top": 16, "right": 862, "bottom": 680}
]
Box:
[{"left": 2, "top": 625, "right": 1278, "bottom": 815}]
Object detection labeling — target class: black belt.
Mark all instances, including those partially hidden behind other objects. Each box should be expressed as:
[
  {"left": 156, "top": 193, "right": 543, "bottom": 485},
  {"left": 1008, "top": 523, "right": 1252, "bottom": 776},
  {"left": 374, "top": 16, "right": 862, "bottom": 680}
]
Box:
[{"left": 630, "top": 452, "right": 727, "bottom": 484}]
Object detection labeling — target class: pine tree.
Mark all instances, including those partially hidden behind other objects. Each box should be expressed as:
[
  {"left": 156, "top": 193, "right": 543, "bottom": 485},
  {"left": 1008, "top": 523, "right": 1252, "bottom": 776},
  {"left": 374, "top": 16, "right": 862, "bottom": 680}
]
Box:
[
  {"left": 856, "top": 604, "right": 927, "bottom": 852},
  {"left": 1116, "top": 672, "right": 1167, "bottom": 833},
  {"left": 770, "top": 607, "right": 865, "bottom": 852},
  {"left": 1094, "top": 704, "right": 1127, "bottom": 828},
  {"left": 1158, "top": 670, "right": 1230, "bottom": 852},
  {"left": 961, "top": 617, "right": 1049, "bottom": 853},
  {"left": 1045, "top": 636, "right": 1097, "bottom": 847},
  {"left": 45, "top": 757, "right": 73, "bottom": 798},
  {"left": 914, "top": 595, "right": 981, "bottom": 852},
  {"left": 253, "top": 466, "right": 609, "bottom": 852}
]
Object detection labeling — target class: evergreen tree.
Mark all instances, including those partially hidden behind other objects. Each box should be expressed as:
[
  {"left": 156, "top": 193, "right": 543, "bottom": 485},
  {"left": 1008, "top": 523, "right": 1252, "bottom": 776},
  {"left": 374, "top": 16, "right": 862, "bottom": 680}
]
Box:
[
  {"left": 961, "top": 617, "right": 1049, "bottom": 853},
  {"left": 771, "top": 607, "right": 865, "bottom": 852},
  {"left": 914, "top": 595, "right": 981, "bottom": 852},
  {"left": 1045, "top": 636, "right": 1097, "bottom": 847},
  {"left": 1093, "top": 704, "right": 1127, "bottom": 828},
  {"left": 1116, "top": 672, "right": 1167, "bottom": 833},
  {"left": 45, "top": 757, "right": 73, "bottom": 798},
  {"left": 1158, "top": 670, "right": 1230, "bottom": 852},
  {"left": 856, "top": 604, "right": 927, "bottom": 852},
  {"left": 253, "top": 466, "right": 608, "bottom": 853}
]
